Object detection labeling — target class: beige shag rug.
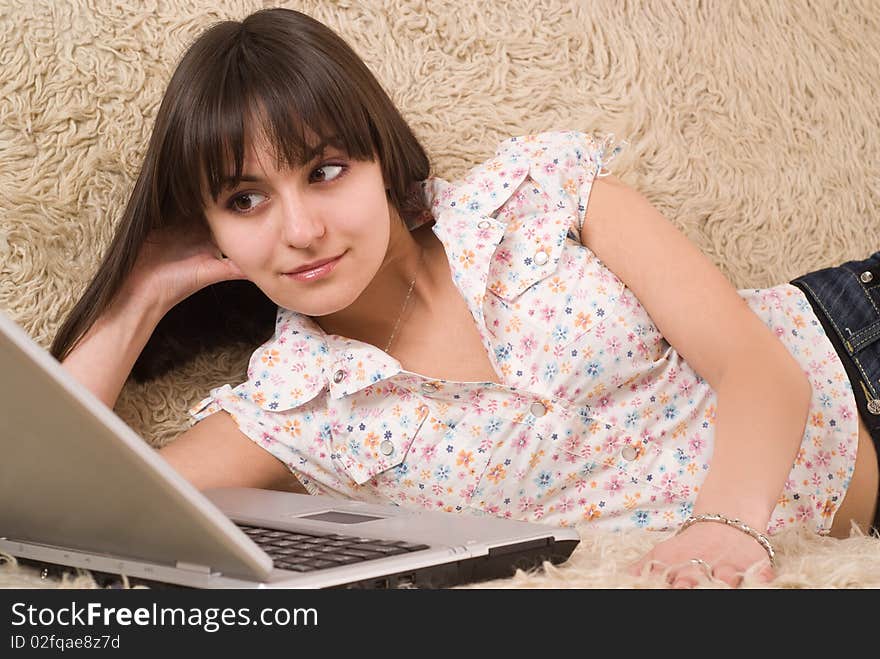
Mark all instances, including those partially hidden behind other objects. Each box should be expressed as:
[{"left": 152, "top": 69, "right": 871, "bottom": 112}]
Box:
[{"left": 1, "top": 0, "right": 879, "bottom": 588}]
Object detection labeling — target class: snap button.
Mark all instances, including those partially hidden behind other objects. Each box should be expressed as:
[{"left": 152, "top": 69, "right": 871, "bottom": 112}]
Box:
[
  {"left": 860, "top": 271, "right": 874, "bottom": 284},
  {"left": 621, "top": 446, "right": 638, "bottom": 461},
  {"left": 477, "top": 220, "right": 491, "bottom": 229},
  {"left": 533, "top": 250, "right": 549, "bottom": 266},
  {"left": 530, "top": 402, "right": 547, "bottom": 417},
  {"left": 380, "top": 440, "right": 395, "bottom": 456},
  {"left": 333, "top": 370, "right": 346, "bottom": 384},
  {"left": 421, "top": 382, "right": 438, "bottom": 394}
]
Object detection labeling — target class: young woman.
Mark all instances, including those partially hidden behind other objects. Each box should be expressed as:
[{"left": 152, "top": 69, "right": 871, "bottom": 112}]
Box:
[{"left": 52, "top": 7, "right": 879, "bottom": 588}]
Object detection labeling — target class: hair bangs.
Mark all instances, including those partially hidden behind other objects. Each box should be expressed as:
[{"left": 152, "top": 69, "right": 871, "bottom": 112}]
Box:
[{"left": 167, "top": 36, "right": 381, "bottom": 215}]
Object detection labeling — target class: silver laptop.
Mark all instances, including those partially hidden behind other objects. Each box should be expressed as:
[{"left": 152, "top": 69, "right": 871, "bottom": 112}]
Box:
[{"left": 0, "top": 310, "right": 579, "bottom": 589}]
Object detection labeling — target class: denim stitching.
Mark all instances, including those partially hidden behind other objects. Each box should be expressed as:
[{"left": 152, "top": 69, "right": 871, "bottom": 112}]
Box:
[
  {"left": 793, "top": 278, "right": 878, "bottom": 399},
  {"left": 856, "top": 271, "right": 880, "bottom": 316},
  {"left": 843, "top": 262, "right": 880, "bottom": 312},
  {"left": 850, "top": 323, "right": 880, "bottom": 352},
  {"left": 829, "top": 264, "right": 880, "bottom": 374},
  {"left": 842, "top": 258, "right": 880, "bottom": 317}
]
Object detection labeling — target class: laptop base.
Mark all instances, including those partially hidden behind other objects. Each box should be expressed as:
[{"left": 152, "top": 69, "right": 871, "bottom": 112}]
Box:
[{"left": 8, "top": 537, "right": 578, "bottom": 589}]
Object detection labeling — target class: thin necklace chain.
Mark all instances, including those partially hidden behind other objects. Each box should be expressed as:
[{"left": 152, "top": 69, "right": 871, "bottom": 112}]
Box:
[{"left": 384, "top": 246, "right": 425, "bottom": 353}]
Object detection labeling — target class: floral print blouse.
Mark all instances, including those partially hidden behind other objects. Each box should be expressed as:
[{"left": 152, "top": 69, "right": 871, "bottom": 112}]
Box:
[{"left": 191, "top": 130, "right": 858, "bottom": 535}]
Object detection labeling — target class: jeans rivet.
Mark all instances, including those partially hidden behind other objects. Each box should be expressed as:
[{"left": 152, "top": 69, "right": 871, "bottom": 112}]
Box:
[{"left": 860, "top": 271, "right": 873, "bottom": 284}]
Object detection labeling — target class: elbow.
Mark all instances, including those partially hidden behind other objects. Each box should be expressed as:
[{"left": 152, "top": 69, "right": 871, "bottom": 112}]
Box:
[
  {"left": 774, "top": 347, "right": 813, "bottom": 421},
  {"left": 796, "top": 363, "right": 813, "bottom": 417},
  {"left": 785, "top": 360, "right": 813, "bottom": 450},
  {"left": 725, "top": 338, "right": 813, "bottom": 417},
  {"left": 791, "top": 362, "right": 813, "bottom": 421}
]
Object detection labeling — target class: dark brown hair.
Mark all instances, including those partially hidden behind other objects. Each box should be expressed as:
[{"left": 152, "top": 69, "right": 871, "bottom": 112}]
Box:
[{"left": 50, "top": 8, "right": 431, "bottom": 381}]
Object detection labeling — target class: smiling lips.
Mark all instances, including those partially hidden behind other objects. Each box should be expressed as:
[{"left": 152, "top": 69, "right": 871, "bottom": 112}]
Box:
[{"left": 283, "top": 253, "right": 344, "bottom": 281}]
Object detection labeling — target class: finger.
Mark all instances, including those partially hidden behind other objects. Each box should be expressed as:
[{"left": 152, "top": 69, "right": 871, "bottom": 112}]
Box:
[
  {"left": 670, "top": 573, "right": 699, "bottom": 589},
  {"left": 195, "top": 257, "right": 247, "bottom": 288},
  {"left": 709, "top": 564, "right": 742, "bottom": 589},
  {"left": 744, "top": 561, "right": 775, "bottom": 585},
  {"left": 757, "top": 564, "right": 775, "bottom": 583},
  {"left": 629, "top": 558, "right": 664, "bottom": 580},
  {"left": 218, "top": 257, "right": 245, "bottom": 278},
  {"left": 668, "top": 561, "right": 713, "bottom": 588}
]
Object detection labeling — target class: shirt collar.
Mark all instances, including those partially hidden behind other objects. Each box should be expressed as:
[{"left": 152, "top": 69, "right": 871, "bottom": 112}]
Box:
[
  {"left": 424, "top": 146, "right": 530, "bottom": 316},
  {"left": 245, "top": 310, "right": 404, "bottom": 411},
  {"left": 247, "top": 141, "right": 532, "bottom": 410}
]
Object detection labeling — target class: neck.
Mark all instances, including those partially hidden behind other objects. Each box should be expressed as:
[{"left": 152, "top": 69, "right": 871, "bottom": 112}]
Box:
[{"left": 315, "top": 225, "right": 430, "bottom": 348}]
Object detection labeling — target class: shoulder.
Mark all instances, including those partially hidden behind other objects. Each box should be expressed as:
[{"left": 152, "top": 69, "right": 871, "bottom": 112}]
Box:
[
  {"left": 495, "top": 130, "right": 624, "bottom": 176},
  {"left": 495, "top": 130, "right": 596, "bottom": 159},
  {"left": 426, "top": 130, "right": 624, "bottom": 221}
]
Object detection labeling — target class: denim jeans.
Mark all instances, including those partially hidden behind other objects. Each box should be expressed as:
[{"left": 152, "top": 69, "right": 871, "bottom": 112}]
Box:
[{"left": 791, "top": 251, "right": 880, "bottom": 531}]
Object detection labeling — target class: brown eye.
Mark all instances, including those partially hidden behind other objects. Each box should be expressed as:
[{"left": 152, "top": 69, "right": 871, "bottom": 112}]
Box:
[
  {"left": 229, "top": 192, "right": 266, "bottom": 213},
  {"left": 310, "top": 164, "right": 345, "bottom": 183}
]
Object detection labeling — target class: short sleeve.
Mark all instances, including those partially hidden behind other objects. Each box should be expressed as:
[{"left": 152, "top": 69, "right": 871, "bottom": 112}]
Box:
[
  {"left": 188, "top": 382, "right": 279, "bottom": 454},
  {"left": 188, "top": 384, "right": 327, "bottom": 496},
  {"left": 189, "top": 383, "right": 254, "bottom": 425},
  {"left": 577, "top": 132, "right": 628, "bottom": 236},
  {"left": 500, "top": 130, "right": 627, "bottom": 239}
]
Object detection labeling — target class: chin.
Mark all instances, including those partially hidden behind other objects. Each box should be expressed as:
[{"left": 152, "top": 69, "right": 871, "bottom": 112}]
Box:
[{"left": 268, "top": 287, "right": 363, "bottom": 318}]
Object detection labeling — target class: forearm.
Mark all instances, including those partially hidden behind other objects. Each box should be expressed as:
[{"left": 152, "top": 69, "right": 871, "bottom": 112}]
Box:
[
  {"left": 60, "top": 295, "right": 164, "bottom": 409},
  {"left": 693, "top": 349, "right": 812, "bottom": 530}
]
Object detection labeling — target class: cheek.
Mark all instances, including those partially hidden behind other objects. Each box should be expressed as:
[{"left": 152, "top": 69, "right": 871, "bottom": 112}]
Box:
[
  {"left": 209, "top": 223, "right": 272, "bottom": 272},
  {"left": 332, "top": 181, "right": 393, "bottom": 239}
]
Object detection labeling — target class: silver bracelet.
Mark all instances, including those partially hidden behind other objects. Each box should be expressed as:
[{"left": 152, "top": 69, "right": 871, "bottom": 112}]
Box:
[{"left": 677, "top": 513, "right": 776, "bottom": 568}]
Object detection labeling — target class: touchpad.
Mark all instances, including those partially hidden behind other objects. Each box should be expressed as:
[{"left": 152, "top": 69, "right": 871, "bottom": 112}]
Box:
[{"left": 296, "top": 510, "right": 385, "bottom": 524}]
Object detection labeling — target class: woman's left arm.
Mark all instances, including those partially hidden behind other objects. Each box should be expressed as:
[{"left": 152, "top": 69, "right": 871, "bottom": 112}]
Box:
[{"left": 580, "top": 174, "right": 812, "bottom": 587}]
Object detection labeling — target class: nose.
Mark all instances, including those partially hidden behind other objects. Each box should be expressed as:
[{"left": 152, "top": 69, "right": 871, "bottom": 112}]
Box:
[{"left": 278, "top": 198, "right": 325, "bottom": 249}]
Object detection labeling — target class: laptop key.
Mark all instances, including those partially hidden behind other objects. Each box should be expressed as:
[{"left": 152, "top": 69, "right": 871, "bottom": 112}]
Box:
[
  {"left": 236, "top": 524, "right": 423, "bottom": 569},
  {"left": 294, "top": 550, "right": 322, "bottom": 559},
  {"left": 396, "top": 542, "right": 430, "bottom": 552},
  {"left": 329, "top": 555, "right": 366, "bottom": 566},
  {"left": 336, "top": 548, "right": 384, "bottom": 559},
  {"left": 313, "top": 545, "right": 350, "bottom": 554},
  {"left": 352, "top": 544, "right": 409, "bottom": 555},
  {"left": 274, "top": 562, "right": 314, "bottom": 572}
]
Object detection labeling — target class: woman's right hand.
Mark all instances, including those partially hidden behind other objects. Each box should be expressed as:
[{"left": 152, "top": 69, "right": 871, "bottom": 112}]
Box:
[
  {"left": 121, "top": 223, "right": 248, "bottom": 316},
  {"left": 59, "top": 223, "right": 248, "bottom": 409}
]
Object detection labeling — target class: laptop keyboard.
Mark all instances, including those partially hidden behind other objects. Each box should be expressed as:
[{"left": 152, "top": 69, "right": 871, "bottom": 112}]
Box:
[{"left": 237, "top": 524, "right": 430, "bottom": 573}]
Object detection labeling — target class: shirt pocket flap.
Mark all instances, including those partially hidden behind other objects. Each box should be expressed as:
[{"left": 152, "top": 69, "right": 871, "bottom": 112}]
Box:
[
  {"left": 244, "top": 347, "right": 327, "bottom": 412},
  {"left": 331, "top": 396, "right": 430, "bottom": 486},
  {"left": 555, "top": 410, "right": 645, "bottom": 471},
  {"left": 487, "top": 210, "right": 573, "bottom": 301}
]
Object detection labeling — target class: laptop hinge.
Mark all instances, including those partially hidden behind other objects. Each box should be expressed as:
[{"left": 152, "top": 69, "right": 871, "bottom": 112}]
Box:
[{"left": 174, "top": 560, "right": 212, "bottom": 574}]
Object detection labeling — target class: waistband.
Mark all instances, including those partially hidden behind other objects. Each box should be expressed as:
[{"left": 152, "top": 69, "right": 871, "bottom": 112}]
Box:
[{"left": 790, "top": 253, "right": 880, "bottom": 533}]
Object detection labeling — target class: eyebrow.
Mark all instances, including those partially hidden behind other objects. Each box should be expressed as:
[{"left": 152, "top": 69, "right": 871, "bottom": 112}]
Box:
[
  {"left": 220, "top": 174, "right": 264, "bottom": 189},
  {"left": 219, "top": 139, "right": 344, "bottom": 190}
]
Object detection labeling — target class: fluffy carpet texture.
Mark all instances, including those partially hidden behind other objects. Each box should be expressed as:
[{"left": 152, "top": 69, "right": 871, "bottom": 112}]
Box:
[{"left": 1, "top": 0, "right": 879, "bottom": 588}]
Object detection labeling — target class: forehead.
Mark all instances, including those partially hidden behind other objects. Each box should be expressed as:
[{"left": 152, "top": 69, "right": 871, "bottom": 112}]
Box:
[
  {"left": 238, "top": 127, "right": 342, "bottom": 168},
  {"left": 199, "top": 99, "right": 374, "bottom": 203}
]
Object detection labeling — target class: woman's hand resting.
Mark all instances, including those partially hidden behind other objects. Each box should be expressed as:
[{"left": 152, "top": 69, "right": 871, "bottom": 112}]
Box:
[
  {"left": 121, "top": 223, "right": 248, "bottom": 315},
  {"left": 59, "top": 222, "right": 248, "bottom": 409},
  {"left": 629, "top": 521, "right": 775, "bottom": 588}
]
